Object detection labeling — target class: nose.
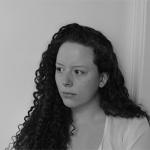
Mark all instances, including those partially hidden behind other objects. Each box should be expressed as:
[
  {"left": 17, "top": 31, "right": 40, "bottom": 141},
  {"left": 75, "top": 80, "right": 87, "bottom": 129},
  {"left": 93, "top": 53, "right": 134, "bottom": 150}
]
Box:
[{"left": 62, "top": 72, "right": 73, "bottom": 87}]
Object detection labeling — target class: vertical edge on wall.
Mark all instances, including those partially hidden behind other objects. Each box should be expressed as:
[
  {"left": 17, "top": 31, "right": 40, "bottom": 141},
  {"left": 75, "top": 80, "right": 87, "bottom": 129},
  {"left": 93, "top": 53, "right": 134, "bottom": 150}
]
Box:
[
  {"left": 136, "top": 0, "right": 147, "bottom": 103},
  {"left": 129, "top": 0, "right": 147, "bottom": 102}
]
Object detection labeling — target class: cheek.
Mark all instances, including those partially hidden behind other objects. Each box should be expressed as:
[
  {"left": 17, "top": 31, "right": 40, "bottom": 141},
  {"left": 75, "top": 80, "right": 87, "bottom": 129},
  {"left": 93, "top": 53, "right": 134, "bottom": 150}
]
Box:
[
  {"left": 77, "top": 77, "right": 99, "bottom": 96},
  {"left": 55, "top": 74, "right": 60, "bottom": 88}
]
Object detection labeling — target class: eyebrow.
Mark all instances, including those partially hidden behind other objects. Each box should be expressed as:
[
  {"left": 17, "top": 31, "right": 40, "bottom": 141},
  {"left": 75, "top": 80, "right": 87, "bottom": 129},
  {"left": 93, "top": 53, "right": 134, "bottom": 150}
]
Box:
[{"left": 56, "top": 62, "right": 88, "bottom": 68}]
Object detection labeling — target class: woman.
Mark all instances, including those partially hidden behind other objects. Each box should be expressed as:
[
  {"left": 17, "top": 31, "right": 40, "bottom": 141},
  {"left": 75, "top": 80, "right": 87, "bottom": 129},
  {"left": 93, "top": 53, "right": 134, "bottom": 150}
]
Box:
[{"left": 9, "top": 23, "right": 150, "bottom": 150}]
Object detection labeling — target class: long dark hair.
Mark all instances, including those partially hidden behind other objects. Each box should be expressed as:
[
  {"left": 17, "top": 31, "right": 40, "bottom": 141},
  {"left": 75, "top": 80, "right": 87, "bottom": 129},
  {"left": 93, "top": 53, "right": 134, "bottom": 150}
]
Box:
[{"left": 8, "top": 23, "right": 149, "bottom": 150}]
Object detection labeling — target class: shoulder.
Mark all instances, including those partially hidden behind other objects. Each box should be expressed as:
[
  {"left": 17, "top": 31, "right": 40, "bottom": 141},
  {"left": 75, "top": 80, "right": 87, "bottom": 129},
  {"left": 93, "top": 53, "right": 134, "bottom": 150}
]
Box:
[
  {"left": 123, "top": 117, "right": 150, "bottom": 150},
  {"left": 106, "top": 116, "right": 150, "bottom": 150},
  {"left": 122, "top": 117, "right": 149, "bottom": 139},
  {"left": 108, "top": 115, "right": 149, "bottom": 132}
]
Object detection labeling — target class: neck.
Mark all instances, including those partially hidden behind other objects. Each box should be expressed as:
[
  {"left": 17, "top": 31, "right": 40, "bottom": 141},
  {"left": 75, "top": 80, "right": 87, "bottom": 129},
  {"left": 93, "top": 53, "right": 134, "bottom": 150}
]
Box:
[{"left": 71, "top": 93, "right": 105, "bottom": 126}]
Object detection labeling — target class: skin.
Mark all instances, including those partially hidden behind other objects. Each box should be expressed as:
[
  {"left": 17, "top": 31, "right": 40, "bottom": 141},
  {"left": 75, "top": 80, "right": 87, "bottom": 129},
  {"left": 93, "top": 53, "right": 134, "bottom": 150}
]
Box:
[
  {"left": 55, "top": 41, "right": 107, "bottom": 150},
  {"left": 55, "top": 41, "right": 108, "bottom": 120},
  {"left": 55, "top": 42, "right": 100, "bottom": 107}
]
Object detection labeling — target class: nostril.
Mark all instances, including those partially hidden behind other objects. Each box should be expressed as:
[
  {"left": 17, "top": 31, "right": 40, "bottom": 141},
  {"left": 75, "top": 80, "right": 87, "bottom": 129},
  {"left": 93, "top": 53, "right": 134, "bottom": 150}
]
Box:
[
  {"left": 62, "top": 73, "right": 73, "bottom": 87},
  {"left": 63, "top": 80, "right": 73, "bottom": 87}
]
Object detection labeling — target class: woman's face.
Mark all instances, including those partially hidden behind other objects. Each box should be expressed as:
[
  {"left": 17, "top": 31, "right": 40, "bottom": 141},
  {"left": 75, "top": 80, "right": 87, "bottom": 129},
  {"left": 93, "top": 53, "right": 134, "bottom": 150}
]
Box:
[{"left": 55, "top": 42, "right": 101, "bottom": 109}]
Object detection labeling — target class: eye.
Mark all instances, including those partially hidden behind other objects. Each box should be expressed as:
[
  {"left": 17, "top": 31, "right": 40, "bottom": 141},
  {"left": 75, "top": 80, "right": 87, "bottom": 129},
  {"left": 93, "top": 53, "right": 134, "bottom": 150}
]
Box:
[
  {"left": 74, "top": 70, "right": 85, "bottom": 75},
  {"left": 56, "top": 66, "right": 64, "bottom": 73}
]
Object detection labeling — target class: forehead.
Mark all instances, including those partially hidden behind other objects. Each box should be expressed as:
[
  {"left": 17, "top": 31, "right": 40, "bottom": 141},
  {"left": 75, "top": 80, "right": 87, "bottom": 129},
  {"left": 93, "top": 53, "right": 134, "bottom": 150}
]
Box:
[{"left": 56, "top": 42, "right": 95, "bottom": 67}]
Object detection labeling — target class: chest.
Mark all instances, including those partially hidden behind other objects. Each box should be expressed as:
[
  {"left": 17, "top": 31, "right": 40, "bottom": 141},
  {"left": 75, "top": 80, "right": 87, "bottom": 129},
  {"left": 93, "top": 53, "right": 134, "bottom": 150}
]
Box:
[{"left": 68, "top": 124, "right": 104, "bottom": 150}]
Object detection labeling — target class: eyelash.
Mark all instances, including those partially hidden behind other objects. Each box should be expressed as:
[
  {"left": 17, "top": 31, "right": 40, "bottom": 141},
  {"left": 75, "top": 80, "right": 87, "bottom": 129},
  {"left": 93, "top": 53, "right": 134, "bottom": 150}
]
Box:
[{"left": 55, "top": 67, "right": 85, "bottom": 75}]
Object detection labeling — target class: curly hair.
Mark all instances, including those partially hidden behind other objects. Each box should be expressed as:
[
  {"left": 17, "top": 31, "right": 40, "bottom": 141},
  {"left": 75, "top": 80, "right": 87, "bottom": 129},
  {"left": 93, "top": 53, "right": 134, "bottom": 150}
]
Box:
[{"left": 8, "top": 23, "right": 149, "bottom": 150}]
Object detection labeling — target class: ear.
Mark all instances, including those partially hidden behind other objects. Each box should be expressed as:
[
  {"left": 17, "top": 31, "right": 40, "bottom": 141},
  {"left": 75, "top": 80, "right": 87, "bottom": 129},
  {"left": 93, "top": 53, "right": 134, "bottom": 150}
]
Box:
[{"left": 99, "top": 73, "right": 109, "bottom": 88}]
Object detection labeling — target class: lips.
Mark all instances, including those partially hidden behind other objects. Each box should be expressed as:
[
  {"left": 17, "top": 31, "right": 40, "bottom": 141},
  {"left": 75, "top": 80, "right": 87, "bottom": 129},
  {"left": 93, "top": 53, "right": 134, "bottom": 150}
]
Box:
[
  {"left": 62, "top": 92, "right": 76, "bottom": 95},
  {"left": 61, "top": 92, "right": 76, "bottom": 98}
]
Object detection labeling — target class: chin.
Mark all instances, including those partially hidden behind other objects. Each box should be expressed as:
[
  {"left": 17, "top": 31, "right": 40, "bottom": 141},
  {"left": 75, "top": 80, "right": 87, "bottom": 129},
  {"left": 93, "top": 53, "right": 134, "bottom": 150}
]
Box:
[
  {"left": 63, "top": 100, "right": 76, "bottom": 108},
  {"left": 62, "top": 98, "right": 79, "bottom": 108}
]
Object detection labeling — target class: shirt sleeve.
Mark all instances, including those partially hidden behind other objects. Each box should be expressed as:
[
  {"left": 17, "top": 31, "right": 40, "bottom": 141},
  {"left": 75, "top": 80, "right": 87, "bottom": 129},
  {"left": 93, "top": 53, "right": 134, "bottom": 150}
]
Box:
[{"left": 123, "top": 117, "right": 150, "bottom": 150}]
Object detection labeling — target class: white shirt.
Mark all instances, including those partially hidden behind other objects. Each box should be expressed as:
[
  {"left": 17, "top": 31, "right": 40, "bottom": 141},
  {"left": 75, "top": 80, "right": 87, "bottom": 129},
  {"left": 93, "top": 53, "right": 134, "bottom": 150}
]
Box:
[{"left": 98, "top": 115, "right": 150, "bottom": 150}]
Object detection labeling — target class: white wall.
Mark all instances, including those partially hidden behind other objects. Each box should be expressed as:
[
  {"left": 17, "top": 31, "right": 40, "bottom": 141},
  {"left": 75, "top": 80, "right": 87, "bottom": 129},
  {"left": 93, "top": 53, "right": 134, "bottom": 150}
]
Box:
[
  {"left": 138, "top": 1, "right": 150, "bottom": 114},
  {"left": 0, "top": 0, "right": 149, "bottom": 149}
]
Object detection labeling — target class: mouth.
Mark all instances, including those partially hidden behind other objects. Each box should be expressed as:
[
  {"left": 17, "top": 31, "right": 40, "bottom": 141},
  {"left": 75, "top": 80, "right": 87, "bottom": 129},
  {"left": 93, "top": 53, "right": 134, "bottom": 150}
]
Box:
[{"left": 61, "top": 92, "right": 77, "bottom": 98}]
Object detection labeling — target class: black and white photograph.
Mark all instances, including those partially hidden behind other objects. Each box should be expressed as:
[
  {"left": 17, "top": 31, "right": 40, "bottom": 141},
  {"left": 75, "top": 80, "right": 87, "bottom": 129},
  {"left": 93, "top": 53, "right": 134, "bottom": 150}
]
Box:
[{"left": 0, "top": 0, "right": 150, "bottom": 150}]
